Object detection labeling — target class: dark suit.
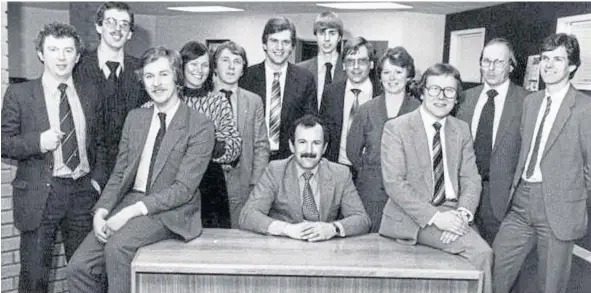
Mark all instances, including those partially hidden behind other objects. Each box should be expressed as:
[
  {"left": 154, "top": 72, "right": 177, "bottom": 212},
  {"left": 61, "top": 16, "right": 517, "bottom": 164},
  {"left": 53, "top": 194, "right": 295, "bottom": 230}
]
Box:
[
  {"left": 224, "top": 88, "right": 270, "bottom": 228},
  {"left": 297, "top": 56, "right": 346, "bottom": 109},
  {"left": 74, "top": 49, "right": 149, "bottom": 176},
  {"left": 239, "top": 62, "right": 317, "bottom": 160},
  {"left": 346, "top": 94, "right": 420, "bottom": 232},
  {"left": 1, "top": 78, "right": 107, "bottom": 293},
  {"left": 493, "top": 86, "right": 591, "bottom": 293},
  {"left": 67, "top": 102, "right": 215, "bottom": 293},
  {"left": 378, "top": 108, "right": 492, "bottom": 293},
  {"left": 456, "top": 82, "right": 527, "bottom": 243},
  {"left": 239, "top": 157, "right": 370, "bottom": 236}
]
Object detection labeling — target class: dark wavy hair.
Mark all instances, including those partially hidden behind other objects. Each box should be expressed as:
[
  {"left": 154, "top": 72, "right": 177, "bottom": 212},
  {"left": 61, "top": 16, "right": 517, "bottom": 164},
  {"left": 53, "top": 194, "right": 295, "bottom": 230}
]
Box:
[
  {"left": 179, "top": 41, "right": 213, "bottom": 92},
  {"left": 136, "top": 46, "right": 184, "bottom": 91},
  {"left": 288, "top": 114, "right": 330, "bottom": 146},
  {"left": 313, "top": 11, "right": 344, "bottom": 37},
  {"left": 212, "top": 41, "right": 249, "bottom": 71},
  {"left": 262, "top": 17, "right": 297, "bottom": 45},
  {"left": 35, "top": 22, "right": 84, "bottom": 54},
  {"left": 377, "top": 47, "right": 416, "bottom": 93},
  {"left": 540, "top": 33, "right": 580, "bottom": 79},
  {"left": 95, "top": 2, "right": 135, "bottom": 32}
]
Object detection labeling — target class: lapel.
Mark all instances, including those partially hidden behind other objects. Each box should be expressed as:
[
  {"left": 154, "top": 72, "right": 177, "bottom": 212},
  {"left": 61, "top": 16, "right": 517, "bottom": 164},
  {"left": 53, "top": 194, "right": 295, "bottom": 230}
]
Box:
[
  {"left": 409, "top": 110, "right": 432, "bottom": 190},
  {"left": 333, "top": 56, "right": 346, "bottom": 82},
  {"left": 251, "top": 63, "right": 267, "bottom": 106},
  {"left": 149, "top": 103, "right": 187, "bottom": 185},
  {"left": 129, "top": 107, "right": 153, "bottom": 171},
  {"left": 444, "top": 119, "right": 460, "bottom": 194},
  {"left": 285, "top": 158, "right": 303, "bottom": 221},
  {"left": 73, "top": 79, "right": 94, "bottom": 146},
  {"left": 316, "top": 160, "right": 335, "bottom": 221},
  {"left": 235, "top": 88, "right": 248, "bottom": 135},
  {"left": 458, "top": 85, "right": 482, "bottom": 126},
  {"left": 333, "top": 80, "right": 347, "bottom": 129},
  {"left": 398, "top": 94, "right": 419, "bottom": 116},
  {"left": 492, "top": 83, "right": 520, "bottom": 153},
  {"left": 521, "top": 92, "right": 544, "bottom": 166},
  {"left": 32, "top": 78, "right": 51, "bottom": 131},
  {"left": 310, "top": 57, "right": 319, "bottom": 84},
  {"left": 376, "top": 95, "right": 388, "bottom": 122},
  {"left": 542, "top": 86, "right": 576, "bottom": 159},
  {"left": 284, "top": 63, "right": 300, "bottom": 104}
]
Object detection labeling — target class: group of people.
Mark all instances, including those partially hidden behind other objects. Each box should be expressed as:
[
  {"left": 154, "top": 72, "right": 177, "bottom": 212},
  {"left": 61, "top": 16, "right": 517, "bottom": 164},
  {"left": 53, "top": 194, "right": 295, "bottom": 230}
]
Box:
[{"left": 1, "top": 2, "right": 589, "bottom": 293}]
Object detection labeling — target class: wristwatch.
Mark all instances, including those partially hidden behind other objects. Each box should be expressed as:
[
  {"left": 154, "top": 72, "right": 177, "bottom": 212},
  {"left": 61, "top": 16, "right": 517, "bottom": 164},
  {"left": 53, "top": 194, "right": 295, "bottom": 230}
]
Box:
[{"left": 331, "top": 222, "right": 341, "bottom": 236}]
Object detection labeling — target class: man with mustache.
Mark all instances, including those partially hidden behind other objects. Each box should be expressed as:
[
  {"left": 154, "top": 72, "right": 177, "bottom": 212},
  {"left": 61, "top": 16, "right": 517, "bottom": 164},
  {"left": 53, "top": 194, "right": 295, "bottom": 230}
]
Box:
[
  {"left": 240, "top": 17, "right": 317, "bottom": 161},
  {"left": 74, "top": 1, "right": 149, "bottom": 179},
  {"left": 239, "top": 114, "right": 370, "bottom": 241},
  {"left": 297, "top": 11, "right": 347, "bottom": 110}
]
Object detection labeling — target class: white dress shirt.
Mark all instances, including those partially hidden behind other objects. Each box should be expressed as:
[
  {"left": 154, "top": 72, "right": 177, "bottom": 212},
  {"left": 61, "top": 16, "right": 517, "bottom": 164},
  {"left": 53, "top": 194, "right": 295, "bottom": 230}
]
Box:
[
  {"left": 264, "top": 61, "right": 288, "bottom": 151},
  {"left": 316, "top": 53, "right": 339, "bottom": 106},
  {"left": 522, "top": 83, "right": 570, "bottom": 182},
  {"left": 338, "top": 78, "right": 373, "bottom": 165},
  {"left": 97, "top": 46, "right": 125, "bottom": 78},
  {"left": 470, "top": 79, "right": 510, "bottom": 147}
]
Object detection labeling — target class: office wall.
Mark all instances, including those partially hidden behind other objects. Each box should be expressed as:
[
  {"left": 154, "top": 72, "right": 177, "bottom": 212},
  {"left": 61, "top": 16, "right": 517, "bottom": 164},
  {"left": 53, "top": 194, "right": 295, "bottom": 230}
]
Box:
[{"left": 155, "top": 11, "right": 445, "bottom": 75}]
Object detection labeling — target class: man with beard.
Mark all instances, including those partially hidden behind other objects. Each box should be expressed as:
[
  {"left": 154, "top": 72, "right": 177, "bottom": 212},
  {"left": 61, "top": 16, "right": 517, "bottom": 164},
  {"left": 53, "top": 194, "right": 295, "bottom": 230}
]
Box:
[
  {"left": 239, "top": 114, "right": 370, "bottom": 241},
  {"left": 240, "top": 17, "right": 317, "bottom": 161},
  {"left": 74, "top": 1, "right": 149, "bottom": 179},
  {"left": 297, "top": 11, "right": 347, "bottom": 110}
]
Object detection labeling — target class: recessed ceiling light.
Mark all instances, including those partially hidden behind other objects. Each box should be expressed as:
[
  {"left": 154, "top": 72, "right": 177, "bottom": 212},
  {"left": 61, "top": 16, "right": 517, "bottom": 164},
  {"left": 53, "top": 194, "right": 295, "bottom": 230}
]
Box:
[
  {"left": 167, "top": 6, "right": 244, "bottom": 13},
  {"left": 316, "top": 2, "right": 413, "bottom": 10}
]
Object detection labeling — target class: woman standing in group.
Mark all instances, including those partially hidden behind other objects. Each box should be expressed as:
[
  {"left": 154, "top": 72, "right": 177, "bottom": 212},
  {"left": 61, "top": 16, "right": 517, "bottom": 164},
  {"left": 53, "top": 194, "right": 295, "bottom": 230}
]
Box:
[{"left": 346, "top": 47, "right": 420, "bottom": 232}]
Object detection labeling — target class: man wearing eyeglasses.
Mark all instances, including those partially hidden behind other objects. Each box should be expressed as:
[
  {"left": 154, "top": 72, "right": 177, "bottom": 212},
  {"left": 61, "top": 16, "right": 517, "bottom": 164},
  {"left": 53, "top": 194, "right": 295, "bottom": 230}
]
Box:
[
  {"left": 379, "top": 63, "right": 493, "bottom": 293},
  {"left": 75, "top": 1, "right": 149, "bottom": 180},
  {"left": 493, "top": 33, "right": 591, "bottom": 293},
  {"left": 456, "top": 38, "right": 529, "bottom": 246},
  {"left": 320, "top": 37, "right": 377, "bottom": 173}
]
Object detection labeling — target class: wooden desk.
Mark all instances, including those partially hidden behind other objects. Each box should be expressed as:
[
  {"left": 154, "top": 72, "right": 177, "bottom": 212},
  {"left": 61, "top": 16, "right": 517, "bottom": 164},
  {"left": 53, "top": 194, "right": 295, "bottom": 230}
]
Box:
[{"left": 132, "top": 229, "right": 483, "bottom": 293}]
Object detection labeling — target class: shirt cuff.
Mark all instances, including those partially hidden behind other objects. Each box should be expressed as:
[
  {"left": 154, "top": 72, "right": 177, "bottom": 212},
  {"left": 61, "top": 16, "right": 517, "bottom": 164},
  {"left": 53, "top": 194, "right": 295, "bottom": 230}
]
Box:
[
  {"left": 135, "top": 201, "right": 148, "bottom": 216},
  {"left": 457, "top": 207, "right": 474, "bottom": 222},
  {"left": 267, "top": 220, "right": 287, "bottom": 236},
  {"left": 333, "top": 221, "right": 346, "bottom": 237},
  {"left": 428, "top": 211, "right": 441, "bottom": 226}
]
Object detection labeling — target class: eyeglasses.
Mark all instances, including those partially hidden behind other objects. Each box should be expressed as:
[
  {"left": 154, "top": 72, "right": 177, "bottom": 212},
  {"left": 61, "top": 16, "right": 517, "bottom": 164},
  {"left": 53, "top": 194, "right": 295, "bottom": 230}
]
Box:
[
  {"left": 480, "top": 59, "right": 508, "bottom": 68},
  {"left": 425, "top": 85, "right": 457, "bottom": 100},
  {"left": 344, "top": 58, "right": 370, "bottom": 68},
  {"left": 102, "top": 17, "right": 131, "bottom": 31}
]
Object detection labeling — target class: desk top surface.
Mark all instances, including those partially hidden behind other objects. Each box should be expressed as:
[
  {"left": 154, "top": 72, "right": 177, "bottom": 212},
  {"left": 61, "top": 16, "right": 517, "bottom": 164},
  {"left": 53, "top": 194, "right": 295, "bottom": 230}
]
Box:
[{"left": 132, "top": 229, "right": 481, "bottom": 279}]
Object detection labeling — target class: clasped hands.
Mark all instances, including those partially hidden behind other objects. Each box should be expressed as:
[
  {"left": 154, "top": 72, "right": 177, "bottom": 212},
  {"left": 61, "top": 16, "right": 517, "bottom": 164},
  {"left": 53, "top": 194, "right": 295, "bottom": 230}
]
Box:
[
  {"left": 432, "top": 210, "right": 470, "bottom": 244},
  {"left": 93, "top": 205, "right": 142, "bottom": 243},
  {"left": 283, "top": 221, "right": 337, "bottom": 242}
]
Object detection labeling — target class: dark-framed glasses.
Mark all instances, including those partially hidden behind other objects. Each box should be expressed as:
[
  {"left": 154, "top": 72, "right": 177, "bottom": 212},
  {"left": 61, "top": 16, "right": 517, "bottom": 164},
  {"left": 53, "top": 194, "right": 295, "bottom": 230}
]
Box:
[
  {"left": 480, "top": 59, "right": 508, "bottom": 68},
  {"left": 103, "top": 17, "right": 131, "bottom": 31},
  {"left": 344, "top": 58, "right": 370, "bottom": 68},
  {"left": 425, "top": 85, "right": 457, "bottom": 100}
]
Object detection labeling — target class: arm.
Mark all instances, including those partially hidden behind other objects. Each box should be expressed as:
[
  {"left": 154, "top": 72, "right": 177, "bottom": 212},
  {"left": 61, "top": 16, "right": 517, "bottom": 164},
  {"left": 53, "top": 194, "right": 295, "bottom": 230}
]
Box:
[
  {"left": 337, "top": 170, "right": 371, "bottom": 236},
  {"left": 239, "top": 166, "right": 280, "bottom": 234},
  {"left": 251, "top": 97, "right": 270, "bottom": 186},
  {"left": 90, "top": 95, "right": 109, "bottom": 189},
  {"left": 346, "top": 106, "right": 368, "bottom": 170},
  {"left": 210, "top": 93, "right": 242, "bottom": 164},
  {"left": 456, "top": 123, "right": 482, "bottom": 215},
  {"left": 381, "top": 121, "right": 439, "bottom": 227},
  {"left": 581, "top": 106, "right": 591, "bottom": 206}
]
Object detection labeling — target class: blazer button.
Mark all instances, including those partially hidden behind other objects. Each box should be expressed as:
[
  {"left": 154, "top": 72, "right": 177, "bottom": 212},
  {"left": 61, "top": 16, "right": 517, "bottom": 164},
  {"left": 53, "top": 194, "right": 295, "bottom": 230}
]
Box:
[{"left": 46, "top": 183, "right": 51, "bottom": 187}]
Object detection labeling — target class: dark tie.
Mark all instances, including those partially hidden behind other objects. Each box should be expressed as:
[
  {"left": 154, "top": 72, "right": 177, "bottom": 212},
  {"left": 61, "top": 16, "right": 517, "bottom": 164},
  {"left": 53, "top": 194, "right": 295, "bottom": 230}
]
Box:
[
  {"left": 302, "top": 171, "right": 320, "bottom": 221},
  {"left": 474, "top": 89, "right": 498, "bottom": 180},
  {"left": 525, "top": 96, "right": 552, "bottom": 179},
  {"left": 348, "top": 89, "right": 361, "bottom": 131},
  {"left": 431, "top": 122, "right": 446, "bottom": 206},
  {"left": 269, "top": 72, "right": 281, "bottom": 146},
  {"left": 146, "top": 113, "right": 167, "bottom": 193},
  {"left": 106, "top": 61, "right": 120, "bottom": 82},
  {"left": 324, "top": 62, "right": 333, "bottom": 85},
  {"left": 58, "top": 83, "right": 80, "bottom": 171},
  {"left": 219, "top": 89, "right": 233, "bottom": 107}
]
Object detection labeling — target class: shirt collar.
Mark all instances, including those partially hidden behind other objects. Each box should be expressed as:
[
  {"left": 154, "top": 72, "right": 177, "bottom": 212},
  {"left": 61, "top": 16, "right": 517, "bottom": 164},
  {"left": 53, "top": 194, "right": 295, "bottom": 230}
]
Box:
[
  {"left": 419, "top": 105, "right": 447, "bottom": 129},
  {"left": 153, "top": 98, "right": 181, "bottom": 127},
  {"left": 345, "top": 77, "right": 373, "bottom": 95},
  {"left": 318, "top": 52, "right": 339, "bottom": 68},
  {"left": 483, "top": 79, "right": 510, "bottom": 98},
  {"left": 42, "top": 73, "right": 75, "bottom": 96},
  {"left": 294, "top": 157, "right": 321, "bottom": 179},
  {"left": 97, "top": 46, "right": 125, "bottom": 72},
  {"left": 265, "top": 60, "right": 288, "bottom": 77},
  {"left": 544, "top": 82, "right": 571, "bottom": 101}
]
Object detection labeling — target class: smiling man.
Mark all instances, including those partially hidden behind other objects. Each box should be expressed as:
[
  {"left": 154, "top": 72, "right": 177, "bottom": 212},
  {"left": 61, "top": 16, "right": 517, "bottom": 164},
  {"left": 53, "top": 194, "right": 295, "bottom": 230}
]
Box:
[
  {"left": 67, "top": 46, "right": 214, "bottom": 293},
  {"left": 240, "top": 17, "right": 317, "bottom": 161},
  {"left": 493, "top": 33, "right": 591, "bottom": 293},
  {"left": 239, "top": 114, "right": 370, "bottom": 241}
]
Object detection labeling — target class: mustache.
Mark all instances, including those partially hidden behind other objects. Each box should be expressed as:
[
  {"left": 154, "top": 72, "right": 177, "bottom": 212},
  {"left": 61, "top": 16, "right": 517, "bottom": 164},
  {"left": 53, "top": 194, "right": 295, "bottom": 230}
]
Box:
[{"left": 300, "top": 153, "right": 317, "bottom": 158}]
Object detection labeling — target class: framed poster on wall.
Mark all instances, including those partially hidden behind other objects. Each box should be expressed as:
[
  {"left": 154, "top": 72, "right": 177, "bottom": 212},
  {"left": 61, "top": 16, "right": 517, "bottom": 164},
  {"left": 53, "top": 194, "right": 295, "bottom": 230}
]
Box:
[{"left": 523, "top": 54, "right": 541, "bottom": 92}]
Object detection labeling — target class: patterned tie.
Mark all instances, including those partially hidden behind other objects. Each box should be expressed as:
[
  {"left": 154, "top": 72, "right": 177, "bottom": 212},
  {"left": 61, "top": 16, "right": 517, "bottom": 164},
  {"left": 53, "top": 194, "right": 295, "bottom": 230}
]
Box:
[
  {"left": 324, "top": 62, "right": 333, "bottom": 85},
  {"left": 526, "top": 96, "right": 552, "bottom": 179},
  {"left": 348, "top": 88, "right": 361, "bottom": 131},
  {"left": 146, "top": 113, "right": 167, "bottom": 193},
  {"left": 106, "top": 61, "right": 120, "bottom": 82},
  {"left": 219, "top": 89, "right": 233, "bottom": 108},
  {"left": 302, "top": 171, "right": 320, "bottom": 221},
  {"left": 474, "top": 89, "right": 498, "bottom": 180},
  {"left": 58, "top": 83, "right": 80, "bottom": 171},
  {"left": 269, "top": 72, "right": 282, "bottom": 146},
  {"left": 431, "top": 122, "right": 446, "bottom": 206}
]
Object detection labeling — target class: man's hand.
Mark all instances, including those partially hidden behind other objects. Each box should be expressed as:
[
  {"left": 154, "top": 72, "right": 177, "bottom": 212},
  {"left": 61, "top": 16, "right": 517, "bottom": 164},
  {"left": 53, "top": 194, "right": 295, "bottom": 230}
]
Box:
[
  {"left": 440, "top": 230, "right": 461, "bottom": 244},
  {"left": 40, "top": 128, "right": 64, "bottom": 152},
  {"left": 301, "top": 222, "right": 337, "bottom": 242},
  {"left": 282, "top": 222, "right": 315, "bottom": 240},
  {"left": 105, "top": 205, "right": 142, "bottom": 234},
  {"left": 432, "top": 210, "right": 469, "bottom": 235},
  {"left": 93, "top": 208, "right": 110, "bottom": 243}
]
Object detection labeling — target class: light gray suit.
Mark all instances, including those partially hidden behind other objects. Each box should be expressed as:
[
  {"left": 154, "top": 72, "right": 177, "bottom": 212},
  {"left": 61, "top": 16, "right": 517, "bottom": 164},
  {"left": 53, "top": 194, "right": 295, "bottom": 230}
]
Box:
[
  {"left": 67, "top": 102, "right": 215, "bottom": 293},
  {"left": 379, "top": 108, "right": 492, "bottom": 293},
  {"left": 239, "top": 157, "right": 370, "bottom": 237},
  {"left": 493, "top": 86, "right": 591, "bottom": 293},
  {"left": 297, "top": 56, "right": 346, "bottom": 109},
  {"left": 224, "top": 87, "right": 270, "bottom": 228}
]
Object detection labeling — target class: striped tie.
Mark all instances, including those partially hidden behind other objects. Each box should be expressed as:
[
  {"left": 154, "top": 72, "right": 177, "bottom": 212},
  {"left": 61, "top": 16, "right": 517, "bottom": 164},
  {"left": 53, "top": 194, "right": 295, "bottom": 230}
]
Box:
[
  {"left": 525, "top": 96, "right": 552, "bottom": 178},
  {"left": 58, "top": 83, "right": 80, "bottom": 171},
  {"left": 348, "top": 88, "right": 361, "bottom": 131},
  {"left": 431, "top": 122, "right": 445, "bottom": 206},
  {"left": 301, "top": 171, "right": 319, "bottom": 221},
  {"left": 269, "top": 72, "right": 282, "bottom": 146}
]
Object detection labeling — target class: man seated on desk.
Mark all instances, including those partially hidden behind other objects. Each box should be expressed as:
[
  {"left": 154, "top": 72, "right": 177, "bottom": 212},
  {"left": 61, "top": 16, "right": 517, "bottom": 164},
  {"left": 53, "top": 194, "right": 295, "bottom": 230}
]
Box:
[{"left": 239, "top": 114, "right": 370, "bottom": 241}]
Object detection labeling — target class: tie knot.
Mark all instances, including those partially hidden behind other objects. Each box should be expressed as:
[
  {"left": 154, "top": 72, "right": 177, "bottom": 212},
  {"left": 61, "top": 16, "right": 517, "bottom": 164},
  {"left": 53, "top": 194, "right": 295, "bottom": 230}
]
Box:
[
  {"left": 325, "top": 62, "right": 333, "bottom": 71},
  {"left": 274, "top": 72, "right": 281, "bottom": 80},
  {"left": 302, "top": 171, "right": 313, "bottom": 181},
  {"left": 351, "top": 88, "right": 361, "bottom": 97},
  {"left": 433, "top": 122, "right": 442, "bottom": 131},
  {"left": 157, "top": 112, "right": 167, "bottom": 128},
  {"left": 220, "top": 89, "right": 233, "bottom": 99},
  {"left": 486, "top": 89, "right": 498, "bottom": 99},
  {"left": 106, "top": 61, "right": 120, "bottom": 73},
  {"left": 58, "top": 83, "right": 68, "bottom": 93}
]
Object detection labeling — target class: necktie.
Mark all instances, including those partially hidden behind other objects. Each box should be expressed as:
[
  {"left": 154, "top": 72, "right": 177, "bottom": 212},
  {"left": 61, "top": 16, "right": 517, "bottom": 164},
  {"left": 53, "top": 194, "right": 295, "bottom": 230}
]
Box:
[
  {"left": 269, "top": 72, "right": 282, "bottom": 146},
  {"left": 302, "top": 171, "right": 320, "bottom": 221},
  {"left": 525, "top": 96, "right": 552, "bottom": 179},
  {"left": 474, "top": 89, "right": 498, "bottom": 180},
  {"left": 58, "top": 83, "right": 80, "bottom": 171},
  {"left": 431, "top": 122, "right": 446, "bottom": 206},
  {"left": 146, "top": 113, "right": 166, "bottom": 193},
  {"left": 106, "top": 61, "right": 120, "bottom": 82},
  {"left": 348, "top": 89, "right": 361, "bottom": 131},
  {"left": 219, "top": 89, "right": 233, "bottom": 107},
  {"left": 324, "top": 62, "right": 333, "bottom": 85}
]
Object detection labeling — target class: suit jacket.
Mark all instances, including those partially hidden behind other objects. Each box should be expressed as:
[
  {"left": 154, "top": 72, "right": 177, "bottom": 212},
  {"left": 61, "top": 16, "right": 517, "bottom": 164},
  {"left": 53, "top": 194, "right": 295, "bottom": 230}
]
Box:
[
  {"left": 93, "top": 102, "right": 215, "bottom": 241},
  {"left": 509, "top": 86, "right": 591, "bottom": 241},
  {"left": 224, "top": 87, "right": 270, "bottom": 209},
  {"left": 239, "top": 62, "right": 317, "bottom": 159},
  {"left": 297, "top": 56, "right": 346, "bottom": 108},
  {"left": 456, "top": 82, "right": 527, "bottom": 220},
  {"left": 378, "top": 109, "right": 481, "bottom": 244},
  {"left": 74, "top": 49, "right": 150, "bottom": 176},
  {"left": 1, "top": 78, "right": 108, "bottom": 231},
  {"left": 239, "top": 157, "right": 371, "bottom": 236}
]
